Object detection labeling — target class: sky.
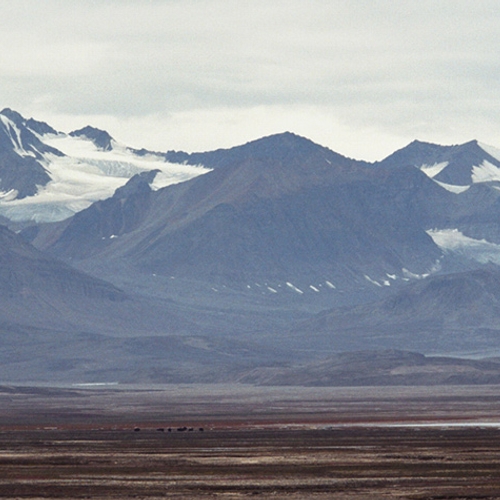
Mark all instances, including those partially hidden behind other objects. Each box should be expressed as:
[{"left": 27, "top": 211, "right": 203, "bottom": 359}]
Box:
[{"left": 2, "top": 0, "right": 500, "bottom": 161}]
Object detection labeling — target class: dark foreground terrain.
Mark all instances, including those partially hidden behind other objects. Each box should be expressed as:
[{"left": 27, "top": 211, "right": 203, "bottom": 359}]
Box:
[{"left": 2, "top": 384, "right": 500, "bottom": 498}]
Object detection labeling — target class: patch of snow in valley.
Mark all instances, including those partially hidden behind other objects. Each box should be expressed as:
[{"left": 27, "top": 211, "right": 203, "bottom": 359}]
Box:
[
  {"left": 427, "top": 228, "right": 500, "bottom": 265},
  {"left": 402, "top": 268, "right": 428, "bottom": 279}
]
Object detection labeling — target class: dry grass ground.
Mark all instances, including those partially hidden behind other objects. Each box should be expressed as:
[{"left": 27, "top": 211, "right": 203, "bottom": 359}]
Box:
[
  {"left": 2, "top": 427, "right": 500, "bottom": 498},
  {"left": 2, "top": 384, "right": 500, "bottom": 498}
]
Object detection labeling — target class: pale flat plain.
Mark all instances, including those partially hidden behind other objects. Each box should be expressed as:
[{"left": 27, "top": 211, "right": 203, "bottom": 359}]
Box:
[{"left": 2, "top": 384, "right": 500, "bottom": 499}]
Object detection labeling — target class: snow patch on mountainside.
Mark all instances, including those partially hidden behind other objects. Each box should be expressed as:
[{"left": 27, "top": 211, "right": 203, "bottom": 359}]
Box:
[
  {"left": 419, "top": 162, "right": 449, "bottom": 178},
  {"left": 433, "top": 180, "right": 469, "bottom": 193},
  {"left": 427, "top": 229, "right": 500, "bottom": 265},
  {"left": 0, "top": 189, "right": 19, "bottom": 201},
  {"left": 0, "top": 115, "right": 34, "bottom": 157},
  {"left": 286, "top": 282, "right": 304, "bottom": 294},
  {"left": 364, "top": 275, "right": 382, "bottom": 287},
  {"left": 478, "top": 142, "right": 500, "bottom": 163},
  {"left": 471, "top": 161, "right": 500, "bottom": 184},
  {"left": 0, "top": 133, "right": 210, "bottom": 222}
]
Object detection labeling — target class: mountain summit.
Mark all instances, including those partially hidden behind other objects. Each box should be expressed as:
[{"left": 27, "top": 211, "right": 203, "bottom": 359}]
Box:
[
  {"left": 380, "top": 139, "right": 500, "bottom": 188},
  {"left": 29, "top": 128, "right": 443, "bottom": 302}
]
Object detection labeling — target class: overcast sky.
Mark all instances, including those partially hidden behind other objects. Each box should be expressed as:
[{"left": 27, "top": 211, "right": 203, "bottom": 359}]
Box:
[{"left": 2, "top": 0, "right": 500, "bottom": 160}]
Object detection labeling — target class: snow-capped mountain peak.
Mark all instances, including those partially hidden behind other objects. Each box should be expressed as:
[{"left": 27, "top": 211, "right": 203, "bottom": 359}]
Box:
[
  {"left": 0, "top": 109, "right": 211, "bottom": 222},
  {"left": 381, "top": 139, "right": 500, "bottom": 192}
]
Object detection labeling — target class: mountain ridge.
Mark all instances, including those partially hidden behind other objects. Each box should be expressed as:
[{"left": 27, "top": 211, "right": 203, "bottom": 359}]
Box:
[{"left": 4, "top": 108, "right": 500, "bottom": 383}]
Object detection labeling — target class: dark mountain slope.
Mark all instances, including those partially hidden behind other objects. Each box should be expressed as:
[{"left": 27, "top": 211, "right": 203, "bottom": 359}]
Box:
[
  {"left": 0, "top": 224, "right": 123, "bottom": 301},
  {"left": 29, "top": 133, "right": 448, "bottom": 299},
  {"left": 26, "top": 170, "right": 158, "bottom": 259},
  {"left": 0, "top": 223, "right": 201, "bottom": 338},
  {"left": 129, "top": 168, "right": 442, "bottom": 284}
]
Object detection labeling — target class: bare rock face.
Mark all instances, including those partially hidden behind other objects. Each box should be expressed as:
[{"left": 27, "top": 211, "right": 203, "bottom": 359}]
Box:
[{"left": 69, "top": 125, "right": 114, "bottom": 151}]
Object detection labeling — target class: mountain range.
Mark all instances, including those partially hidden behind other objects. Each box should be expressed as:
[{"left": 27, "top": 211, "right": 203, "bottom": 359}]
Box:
[{"left": 3, "top": 108, "right": 500, "bottom": 384}]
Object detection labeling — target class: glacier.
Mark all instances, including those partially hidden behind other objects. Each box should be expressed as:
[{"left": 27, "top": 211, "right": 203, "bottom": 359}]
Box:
[{"left": 0, "top": 131, "right": 210, "bottom": 223}]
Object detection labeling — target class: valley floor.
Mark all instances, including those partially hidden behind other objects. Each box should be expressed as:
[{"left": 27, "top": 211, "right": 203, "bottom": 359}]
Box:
[{"left": 2, "top": 384, "right": 500, "bottom": 498}]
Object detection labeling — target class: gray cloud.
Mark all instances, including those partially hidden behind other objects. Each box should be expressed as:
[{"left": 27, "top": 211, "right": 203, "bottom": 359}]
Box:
[{"left": 2, "top": 0, "right": 500, "bottom": 160}]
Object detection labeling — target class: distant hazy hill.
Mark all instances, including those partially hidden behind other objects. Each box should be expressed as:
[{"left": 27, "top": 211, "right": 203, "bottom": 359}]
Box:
[
  {"left": 239, "top": 350, "right": 500, "bottom": 386},
  {"left": 290, "top": 267, "right": 500, "bottom": 354}
]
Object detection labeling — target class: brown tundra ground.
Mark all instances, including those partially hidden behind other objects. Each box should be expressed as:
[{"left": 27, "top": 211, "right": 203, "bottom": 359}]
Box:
[{"left": 2, "top": 384, "right": 500, "bottom": 499}]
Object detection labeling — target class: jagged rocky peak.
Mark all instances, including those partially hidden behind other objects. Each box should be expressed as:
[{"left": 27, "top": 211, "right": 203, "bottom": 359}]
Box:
[
  {"left": 69, "top": 125, "right": 114, "bottom": 151},
  {"left": 0, "top": 108, "right": 26, "bottom": 125},
  {"left": 113, "top": 170, "right": 160, "bottom": 199},
  {"left": 0, "top": 108, "right": 58, "bottom": 136},
  {"left": 25, "top": 117, "right": 58, "bottom": 136}
]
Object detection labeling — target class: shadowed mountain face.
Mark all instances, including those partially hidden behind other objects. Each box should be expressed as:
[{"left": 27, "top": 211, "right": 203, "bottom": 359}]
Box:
[
  {"left": 0, "top": 109, "right": 61, "bottom": 198},
  {"left": 0, "top": 224, "right": 124, "bottom": 301},
  {"left": 0, "top": 223, "right": 209, "bottom": 339}
]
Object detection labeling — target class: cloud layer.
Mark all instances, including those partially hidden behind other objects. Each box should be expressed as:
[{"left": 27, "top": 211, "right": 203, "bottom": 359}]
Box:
[{"left": 2, "top": 0, "right": 500, "bottom": 160}]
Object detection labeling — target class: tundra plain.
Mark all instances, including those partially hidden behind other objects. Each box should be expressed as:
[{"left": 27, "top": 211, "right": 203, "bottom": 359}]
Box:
[{"left": 2, "top": 384, "right": 500, "bottom": 498}]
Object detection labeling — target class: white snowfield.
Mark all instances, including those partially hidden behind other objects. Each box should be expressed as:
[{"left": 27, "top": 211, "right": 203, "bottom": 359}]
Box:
[
  {"left": 0, "top": 127, "right": 210, "bottom": 222},
  {"left": 427, "top": 228, "right": 500, "bottom": 265}
]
